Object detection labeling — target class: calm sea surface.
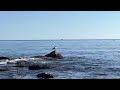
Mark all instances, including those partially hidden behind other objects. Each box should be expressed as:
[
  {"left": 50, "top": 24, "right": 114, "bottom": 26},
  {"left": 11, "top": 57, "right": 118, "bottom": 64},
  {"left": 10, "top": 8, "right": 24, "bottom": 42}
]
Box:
[{"left": 0, "top": 39, "right": 120, "bottom": 79}]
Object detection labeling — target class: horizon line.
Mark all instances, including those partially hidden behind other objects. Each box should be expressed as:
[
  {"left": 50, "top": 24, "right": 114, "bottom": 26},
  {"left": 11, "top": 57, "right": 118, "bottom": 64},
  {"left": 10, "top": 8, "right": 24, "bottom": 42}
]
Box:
[{"left": 0, "top": 39, "right": 120, "bottom": 41}]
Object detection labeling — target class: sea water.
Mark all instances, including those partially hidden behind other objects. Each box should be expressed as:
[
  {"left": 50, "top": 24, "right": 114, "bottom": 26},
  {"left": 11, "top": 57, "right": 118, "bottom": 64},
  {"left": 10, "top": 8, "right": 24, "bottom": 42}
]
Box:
[{"left": 0, "top": 39, "right": 120, "bottom": 79}]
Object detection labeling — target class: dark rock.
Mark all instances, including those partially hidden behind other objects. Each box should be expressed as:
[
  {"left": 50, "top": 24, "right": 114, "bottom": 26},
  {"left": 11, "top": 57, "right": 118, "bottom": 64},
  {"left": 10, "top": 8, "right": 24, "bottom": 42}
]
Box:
[
  {"left": 31, "top": 56, "right": 53, "bottom": 60},
  {"left": 32, "top": 56, "right": 45, "bottom": 58},
  {"left": 0, "top": 67, "right": 18, "bottom": 71},
  {"left": 28, "top": 64, "right": 51, "bottom": 70},
  {"left": 31, "top": 50, "right": 64, "bottom": 60},
  {"left": 37, "top": 73, "right": 54, "bottom": 79},
  {"left": 13, "top": 60, "right": 29, "bottom": 67},
  {"left": 17, "top": 60, "right": 28, "bottom": 66},
  {"left": 45, "top": 50, "right": 64, "bottom": 59},
  {"left": 0, "top": 57, "right": 10, "bottom": 60},
  {"left": 13, "top": 66, "right": 25, "bottom": 67}
]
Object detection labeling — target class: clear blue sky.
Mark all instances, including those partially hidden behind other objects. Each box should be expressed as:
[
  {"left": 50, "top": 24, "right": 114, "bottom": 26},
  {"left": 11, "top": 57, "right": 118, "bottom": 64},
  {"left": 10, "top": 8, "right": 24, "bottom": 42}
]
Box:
[{"left": 0, "top": 11, "right": 120, "bottom": 40}]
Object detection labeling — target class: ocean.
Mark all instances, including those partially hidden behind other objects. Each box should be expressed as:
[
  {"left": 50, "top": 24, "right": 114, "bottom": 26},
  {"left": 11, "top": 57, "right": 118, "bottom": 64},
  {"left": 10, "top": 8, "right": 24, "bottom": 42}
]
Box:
[{"left": 0, "top": 39, "right": 120, "bottom": 79}]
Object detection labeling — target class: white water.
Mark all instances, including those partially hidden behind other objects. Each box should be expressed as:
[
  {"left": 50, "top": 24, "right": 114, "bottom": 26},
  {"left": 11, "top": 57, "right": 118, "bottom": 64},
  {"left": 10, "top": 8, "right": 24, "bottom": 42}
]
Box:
[{"left": 0, "top": 58, "right": 28, "bottom": 64}]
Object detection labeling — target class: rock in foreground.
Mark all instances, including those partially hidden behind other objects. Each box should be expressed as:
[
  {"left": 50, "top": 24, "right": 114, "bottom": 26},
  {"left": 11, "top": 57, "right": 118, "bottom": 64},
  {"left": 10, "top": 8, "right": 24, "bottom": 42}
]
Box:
[{"left": 37, "top": 73, "right": 54, "bottom": 79}]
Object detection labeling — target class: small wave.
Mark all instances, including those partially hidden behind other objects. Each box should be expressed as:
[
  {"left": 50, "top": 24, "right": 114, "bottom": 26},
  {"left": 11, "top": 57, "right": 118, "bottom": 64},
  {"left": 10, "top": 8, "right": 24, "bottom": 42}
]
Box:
[
  {"left": 0, "top": 59, "right": 9, "bottom": 65},
  {"left": 12, "top": 58, "right": 28, "bottom": 61},
  {"left": 7, "top": 58, "right": 28, "bottom": 64},
  {"left": 29, "top": 58, "right": 42, "bottom": 60},
  {"left": 0, "top": 61, "right": 7, "bottom": 65}
]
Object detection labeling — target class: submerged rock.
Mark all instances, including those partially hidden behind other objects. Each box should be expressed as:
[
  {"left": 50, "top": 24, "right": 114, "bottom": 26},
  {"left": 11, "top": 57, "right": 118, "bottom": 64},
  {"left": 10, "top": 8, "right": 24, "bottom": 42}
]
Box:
[
  {"left": 28, "top": 64, "right": 51, "bottom": 70},
  {"left": 37, "top": 73, "right": 54, "bottom": 79},
  {"left": 0, "top": 67, "right": 18, "bottom": 71},
  {"left": 0, "top": 57, "right": 10, "bottom": 60},
  {"left": 17, "top": 60, "right": 28, "bottom": 66},
  {"left": 45, "top": 50, "right": 64, "bottom": 59},
  {"left": 14, "top": 60, "right": 29, "bottom": 67},
  {"left": 32, "top": 56, "right": 52, "bottom": 60}
]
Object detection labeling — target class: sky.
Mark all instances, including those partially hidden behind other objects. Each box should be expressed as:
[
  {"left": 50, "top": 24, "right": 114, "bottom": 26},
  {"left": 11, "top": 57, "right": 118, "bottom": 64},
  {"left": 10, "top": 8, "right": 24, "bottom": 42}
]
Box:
[{"left": 0, "top": 11, "right": 120, "bottom": 40}]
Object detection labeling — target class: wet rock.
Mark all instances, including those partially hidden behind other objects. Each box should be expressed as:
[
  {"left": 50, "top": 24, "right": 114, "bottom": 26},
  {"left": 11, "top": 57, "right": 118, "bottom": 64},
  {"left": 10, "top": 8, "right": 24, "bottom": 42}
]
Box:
[
  {"left": 0, "top": 57, "right": 10, "bottom": 60},
  {"left": 28, "top": 64, "right": 51, "bottom": 70},
  {"left": 37, "top": 73, "right": 54, "bottom": 79},
  {"left": 32, "top": 50, "right": 64, "bottom": 60},
  {"left": 31, "top": 56, "right": 53, "bottom": 60},
  {"left": 13, "top": 60, "right": 29, "bottom": 67},
  {"left": 7, "top": 61, "right": 16, "bottom": 64},
  {"left": 0, "top": 67, "right": 18, "bottom": 71},
  {"left": 45, "top": 50, "right": 64, "bottom": 59},
  {"left": 16, "top": 60, "right": 28, "bottom": 66},
  {"left": 32, "top": 56, "right": 45, "bottom": 58}
]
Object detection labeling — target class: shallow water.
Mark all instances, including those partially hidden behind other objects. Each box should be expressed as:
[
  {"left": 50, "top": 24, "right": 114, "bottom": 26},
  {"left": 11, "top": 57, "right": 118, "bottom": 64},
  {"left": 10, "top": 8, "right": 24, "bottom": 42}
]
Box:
[{"left": 0, "top": 39, "right": 120, "bottom": 79}]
